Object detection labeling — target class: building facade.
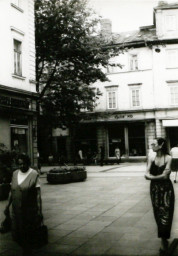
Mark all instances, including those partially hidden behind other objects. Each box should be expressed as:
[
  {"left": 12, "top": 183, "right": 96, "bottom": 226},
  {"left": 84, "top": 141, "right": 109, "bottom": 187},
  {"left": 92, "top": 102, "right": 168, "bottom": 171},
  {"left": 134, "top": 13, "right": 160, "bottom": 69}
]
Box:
[
  {"left": 0, "top": 0, "right": 37, "bottom": 165},
  {"left": 76, "top": 2, "right": 178, "bottom": 162}
]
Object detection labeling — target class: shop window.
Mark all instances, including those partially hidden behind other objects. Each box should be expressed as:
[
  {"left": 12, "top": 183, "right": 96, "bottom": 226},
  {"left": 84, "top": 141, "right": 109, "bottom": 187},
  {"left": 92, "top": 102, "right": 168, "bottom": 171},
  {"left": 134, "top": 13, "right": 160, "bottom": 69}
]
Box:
[
  {"left": 14, "top": 39, "right": 22, "bottom": 76},
  {"left": 129, "top": 55, "right": 138, "bottom": 71},
  {"left": 128, "top": 124, "right": 145, "bottom": 156},
  {"left": 75, "top": 125, "right": 97, "bottom": 163},
  {"left": 166, "top": 49, "right": 178, "bottom": 68},
  {"left": 108, "top": 126, "right": 125, "bottom": 157},
  {"left": 11, "top": 127, "right": 28, "bottom": 154},
  {"left": 130, "top": 88, "right": 141, "bottom": 107},
  {"left": 170, "top": 85, "right": 178, "bottom": 105},
  {"left": 165, "top": 15, "right": 176, "bottom": 32}
]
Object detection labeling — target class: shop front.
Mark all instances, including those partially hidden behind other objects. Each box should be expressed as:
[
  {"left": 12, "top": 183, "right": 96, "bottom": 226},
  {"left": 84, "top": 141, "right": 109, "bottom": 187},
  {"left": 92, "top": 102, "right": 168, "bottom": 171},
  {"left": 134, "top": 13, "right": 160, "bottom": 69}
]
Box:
[
  {"left": 0, "top": 86, "right": 38, "bottom": 166},
  {"left": 162, "top": 119, "right": 178, "bottom": 149},
  {"left": 81, "top": 110, "right": 156, "bottom": 162},
  {"left": 108, "top": 122, "right": 146, "bottom": 158}
]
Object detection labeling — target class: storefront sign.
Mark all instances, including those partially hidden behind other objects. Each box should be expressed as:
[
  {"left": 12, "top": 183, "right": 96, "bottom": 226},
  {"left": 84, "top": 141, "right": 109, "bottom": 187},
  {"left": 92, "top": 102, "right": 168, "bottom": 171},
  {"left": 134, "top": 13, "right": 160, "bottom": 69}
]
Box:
[
  {"left": 0, "top": 95, "right": 30, "bottom": 109},
  {"left": 114, "top": 114, "right": 133, "bottom": 119}
]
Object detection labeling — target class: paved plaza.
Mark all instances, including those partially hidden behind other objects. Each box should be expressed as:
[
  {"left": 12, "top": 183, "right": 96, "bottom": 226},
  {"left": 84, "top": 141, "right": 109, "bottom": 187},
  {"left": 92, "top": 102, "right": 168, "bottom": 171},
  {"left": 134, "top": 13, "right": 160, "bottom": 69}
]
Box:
[{"left": 1, "top": 163, "right": 178, "bottom": 256}]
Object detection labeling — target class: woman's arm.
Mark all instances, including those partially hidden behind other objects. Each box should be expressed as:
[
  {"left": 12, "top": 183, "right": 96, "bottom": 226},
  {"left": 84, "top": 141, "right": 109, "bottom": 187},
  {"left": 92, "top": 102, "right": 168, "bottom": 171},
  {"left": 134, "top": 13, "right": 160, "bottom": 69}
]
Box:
[
  {"left": 145, "top": 155, "right": 172, "bottom": 180},
  {"left": 144, "top": 157, "right": 153, "bottom": 180},
  {"left": 4, "top": 191, "right": 12, "bottom": 215},
  {"left": 36, "top": 187, "right": 42, "bottom": 216}
]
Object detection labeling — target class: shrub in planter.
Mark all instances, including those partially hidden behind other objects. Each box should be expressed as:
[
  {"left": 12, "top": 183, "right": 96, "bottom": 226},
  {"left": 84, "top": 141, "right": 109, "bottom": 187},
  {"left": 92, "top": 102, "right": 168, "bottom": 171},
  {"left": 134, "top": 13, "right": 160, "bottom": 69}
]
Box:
[
  {"left": 70, "top": 167, "right": 87, "bottom": 182},
  {"left": 47, "top": 168, "right": 72, "bottom": 184},
  {"left": 47, "top": 166, "right": 87, "bottom": 184},
  {"left": 0, "top": 144, "right": 18, "bottom": 201}
]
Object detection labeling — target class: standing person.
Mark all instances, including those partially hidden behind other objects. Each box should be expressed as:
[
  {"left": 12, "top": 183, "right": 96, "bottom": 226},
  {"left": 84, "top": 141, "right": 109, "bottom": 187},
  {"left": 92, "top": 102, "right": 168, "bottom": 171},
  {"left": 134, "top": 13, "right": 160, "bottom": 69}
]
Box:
[
  {"left": 4, "top": 154, "right": 43, "bottom": 256},
  {"left": 78, "top": 148, "right": 84, "bottom": 164},
  {"left": 99, "top": 146, "right": 104, "bottom": 166},
  {"left": 145, "top": 138, "right": 174, "bottom": 255},
  {"left": 170, "top": 143, "right": 178, "bottom": 183},
  {"left": 115, "top": 146, "right": 121, "bottom": 164}
]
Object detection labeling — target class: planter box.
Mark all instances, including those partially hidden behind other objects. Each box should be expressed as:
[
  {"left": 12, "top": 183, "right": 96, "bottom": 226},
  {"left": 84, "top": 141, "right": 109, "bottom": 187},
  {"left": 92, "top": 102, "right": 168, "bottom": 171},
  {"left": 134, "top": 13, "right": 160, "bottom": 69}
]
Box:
[
  {"left": 71, "top": 170, "right": 87, "bottom": 182},
  {"left": 47, "top": 167, "right": 87, "bottom": 184},
  {"left": 0, "top": 183, "right": 10, "bottom": 201},
  {"left": 47, "top": 171, "right": 71, "bottom": 184}
]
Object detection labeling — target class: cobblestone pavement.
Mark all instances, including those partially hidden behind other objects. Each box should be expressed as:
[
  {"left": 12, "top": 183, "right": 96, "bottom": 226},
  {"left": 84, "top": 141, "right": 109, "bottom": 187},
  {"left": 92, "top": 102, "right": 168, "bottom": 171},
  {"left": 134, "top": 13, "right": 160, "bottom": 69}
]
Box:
[{"left": 1, "top": 163, "right": 178, "bottom": 256}]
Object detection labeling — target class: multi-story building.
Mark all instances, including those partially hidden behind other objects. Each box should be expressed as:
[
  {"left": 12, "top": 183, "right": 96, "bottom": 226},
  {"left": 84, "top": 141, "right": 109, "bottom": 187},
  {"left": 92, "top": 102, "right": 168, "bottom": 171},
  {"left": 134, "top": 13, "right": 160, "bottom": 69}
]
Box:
[
  {"left": 0, "top": 0, "right": 37, "bottom": 165},
  {"left": 74, "top": 1, "right": 178, "bottom": 162}
]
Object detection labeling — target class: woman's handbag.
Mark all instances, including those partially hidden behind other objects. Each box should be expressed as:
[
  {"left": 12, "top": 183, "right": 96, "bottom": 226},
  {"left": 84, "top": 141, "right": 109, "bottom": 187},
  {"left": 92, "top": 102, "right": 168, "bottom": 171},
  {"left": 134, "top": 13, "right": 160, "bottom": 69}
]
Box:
[
  {"left": 0, "top": 210, "right": 11, "bottom": 233},
  {"left": 32, "top": 222, "right": 48, "bottom": 249}
]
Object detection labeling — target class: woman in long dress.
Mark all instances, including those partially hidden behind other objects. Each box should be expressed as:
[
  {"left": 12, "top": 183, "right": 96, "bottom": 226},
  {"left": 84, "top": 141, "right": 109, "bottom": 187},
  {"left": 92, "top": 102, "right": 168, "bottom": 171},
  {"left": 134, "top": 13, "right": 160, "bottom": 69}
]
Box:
[
  {"left": 4, "top": 154, "right": 43, "bottom": 256},
  {"left": 145, "top": 138, "right": 175, "bottom": 255}
]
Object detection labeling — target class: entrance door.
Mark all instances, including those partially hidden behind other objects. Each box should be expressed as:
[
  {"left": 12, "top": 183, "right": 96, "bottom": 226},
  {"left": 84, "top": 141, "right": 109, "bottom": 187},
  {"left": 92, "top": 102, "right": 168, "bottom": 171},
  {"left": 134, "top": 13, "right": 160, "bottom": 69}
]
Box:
[
  {"left": 128, "top": 123, "right": 146, "bottom": 156},
  {"left": 108, "top": 125, "right": 125, "bottom": 157},
  {"left": 168, "top": 127, "right": 178, "bottom": 148},
  {"left": 11, "top": 126, "right": 28, "bottom": 154}
]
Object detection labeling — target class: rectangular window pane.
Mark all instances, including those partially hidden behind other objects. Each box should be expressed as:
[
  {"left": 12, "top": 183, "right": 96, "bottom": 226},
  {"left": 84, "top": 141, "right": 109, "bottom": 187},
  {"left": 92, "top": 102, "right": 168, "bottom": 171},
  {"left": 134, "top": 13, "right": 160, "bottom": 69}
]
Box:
[
  {"left": 132, "top": 89, "right": 140, "bottom": 107},
  {"left": 12, "top": 0, "right": 21, "bottom": 7},
  {"left": 166, "top": 15, "right": 176, "bottom": 31},
  {"left": 14, "top": 40, "right": 22, "bottom": 76},
  {"left": 130, "top": 55, "right": 138, "bottom": 71},
  {"left": 171, "top": 86, "right": 178, "bottom": 105},
  {"left": 108, "top": 91, "right": 116, "bottom": 109},
  {"left": 166, "top": 50, "right": 178, "bottom": 68}
]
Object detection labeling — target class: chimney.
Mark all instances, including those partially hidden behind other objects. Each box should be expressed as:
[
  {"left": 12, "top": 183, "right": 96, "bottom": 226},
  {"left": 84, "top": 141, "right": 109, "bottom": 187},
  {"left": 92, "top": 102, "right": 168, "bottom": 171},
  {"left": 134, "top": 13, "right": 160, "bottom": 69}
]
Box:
[
  {"left": 158, "top": 1, "right": 167, "bottom": 6},
  {"left": 100, "top": 19, "right": 112, "bottom": 41}
]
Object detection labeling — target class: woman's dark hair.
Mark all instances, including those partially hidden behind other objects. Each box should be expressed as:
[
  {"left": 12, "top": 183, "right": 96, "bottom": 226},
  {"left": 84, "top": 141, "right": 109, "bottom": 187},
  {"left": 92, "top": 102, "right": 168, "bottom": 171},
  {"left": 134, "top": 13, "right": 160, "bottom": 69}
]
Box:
[
  {"left": 17, "top": 154, "right": 31, "bottom": 166},
  {"left": 156, "top": 137, "right": 168, "bottom": 154}
]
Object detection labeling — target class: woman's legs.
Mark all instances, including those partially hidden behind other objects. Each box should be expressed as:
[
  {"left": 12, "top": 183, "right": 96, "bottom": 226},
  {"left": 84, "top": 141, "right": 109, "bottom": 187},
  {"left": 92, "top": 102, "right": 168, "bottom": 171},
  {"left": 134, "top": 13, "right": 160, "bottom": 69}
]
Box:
[{"left": 160, "top": 238, "right": 169, "bottom": 251}]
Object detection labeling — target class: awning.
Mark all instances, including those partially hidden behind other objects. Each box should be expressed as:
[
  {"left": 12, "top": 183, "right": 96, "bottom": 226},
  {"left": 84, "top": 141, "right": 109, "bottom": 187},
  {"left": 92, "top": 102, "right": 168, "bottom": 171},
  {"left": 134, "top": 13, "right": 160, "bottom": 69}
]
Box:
[{"left": 162, "top": 120, "right": 178, "bottom": 127}]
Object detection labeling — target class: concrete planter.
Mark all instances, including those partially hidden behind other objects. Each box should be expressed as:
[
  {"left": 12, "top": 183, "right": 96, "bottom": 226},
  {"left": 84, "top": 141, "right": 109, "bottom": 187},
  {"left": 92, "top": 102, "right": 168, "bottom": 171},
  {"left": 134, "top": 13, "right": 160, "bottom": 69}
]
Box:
[{"left": 47, "top": 167, "right": 87, "bottom": 184}]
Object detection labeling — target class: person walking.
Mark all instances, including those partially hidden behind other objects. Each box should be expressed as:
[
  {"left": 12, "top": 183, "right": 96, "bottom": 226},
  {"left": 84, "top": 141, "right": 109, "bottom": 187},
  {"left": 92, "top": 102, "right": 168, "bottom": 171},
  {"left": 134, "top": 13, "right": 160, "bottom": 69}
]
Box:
[
  {"left": 170, "top": 143, "right": 178, "bottom": 183},
  {"left": 4, "top": 154, "right": 43, "bottom": 256},
  {"left": 145, "top": 138, "right": 174, "bottom": 255},
  {"left": 99, "top": 146, "right": 104, "bottom": 166},
  {"left": 115, "top": 146, "right": 121, "bottom": 164}
]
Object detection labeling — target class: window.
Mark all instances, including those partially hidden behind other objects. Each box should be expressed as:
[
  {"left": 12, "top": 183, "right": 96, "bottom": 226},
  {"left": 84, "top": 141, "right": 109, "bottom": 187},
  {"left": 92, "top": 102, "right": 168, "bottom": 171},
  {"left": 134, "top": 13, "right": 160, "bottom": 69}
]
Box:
[
  {"left": 14, "top": 39, "right": 22, "bottom": 76},
  {"left": 107, "top": 61, "right": 118, "bottom": 73},
  {"left": 107, "top": 91, "right": 117, "bottom": 109},
  {"left": 165, "top": 15, "right": 176, "bottom": 31},
  {"left": 170, "top": 85, "right": 178, "bottom": 105},
  {"left": 130, "top": 55, "right": 138, "bottom": 71},
  {"left": 166, "top": 49, "right": 178, "bottom": 68},
  {"left": 12, "top": 0, "right": 21, "bottom": 7},
  {"left": 130, "top": 87, "right": 141, "bottom": 107}
]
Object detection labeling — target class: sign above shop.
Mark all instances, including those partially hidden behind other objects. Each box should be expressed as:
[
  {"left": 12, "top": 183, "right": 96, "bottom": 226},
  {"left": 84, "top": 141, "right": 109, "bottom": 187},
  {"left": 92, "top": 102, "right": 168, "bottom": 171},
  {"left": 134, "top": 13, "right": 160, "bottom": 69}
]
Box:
[
  {"left": 162, "top": 119, "right": 178, "bottom": 127},
  {"left": 0, "top": 95, "right": 30, "bottom": 109},
  {"left": 114, "top": 114, "right": 133, "bottom": 119}
]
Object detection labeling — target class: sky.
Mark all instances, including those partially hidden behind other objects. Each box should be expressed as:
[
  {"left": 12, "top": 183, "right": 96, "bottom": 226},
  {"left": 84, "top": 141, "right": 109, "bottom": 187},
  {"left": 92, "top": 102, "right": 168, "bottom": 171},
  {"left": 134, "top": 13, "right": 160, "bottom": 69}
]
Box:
[{"left": 88, "top": 0, "right": 177, "bottom": 33}]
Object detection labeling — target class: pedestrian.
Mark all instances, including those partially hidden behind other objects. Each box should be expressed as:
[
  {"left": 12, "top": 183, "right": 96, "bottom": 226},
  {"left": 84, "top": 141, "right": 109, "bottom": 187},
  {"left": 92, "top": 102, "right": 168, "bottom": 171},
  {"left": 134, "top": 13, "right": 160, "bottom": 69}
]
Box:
[
  {"left": 37, "top": 150, "right": 41, "bottom": 174},
  {"left": 115, "top": 146, "right": 121, "bottom": 164},
  {"left": 170, "top": 143, "right": 178, "bottom": 183},
  {"left": 99, "top": 146, "right": 104, "bottom": 166},
  {"left": 78, "top": 148, "right": 84, "bottom": 165},
  {"left": 4, "top": 154, "right": 44, "bottom": 256},
  {"left": 144, "top": 138, "right": 174, "bottom": 255}
]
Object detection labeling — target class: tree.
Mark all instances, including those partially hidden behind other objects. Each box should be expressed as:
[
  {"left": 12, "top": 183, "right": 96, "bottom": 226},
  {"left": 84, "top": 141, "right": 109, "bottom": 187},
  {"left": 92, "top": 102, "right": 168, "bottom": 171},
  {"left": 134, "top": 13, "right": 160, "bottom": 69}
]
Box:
[{"left": 35, "top": 0, "right": 122, "bottom": 128}]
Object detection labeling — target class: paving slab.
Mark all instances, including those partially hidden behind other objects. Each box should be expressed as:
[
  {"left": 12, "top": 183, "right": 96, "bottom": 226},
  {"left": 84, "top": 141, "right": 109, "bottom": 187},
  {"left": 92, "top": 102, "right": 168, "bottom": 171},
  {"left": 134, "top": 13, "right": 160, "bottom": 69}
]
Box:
[{"left": 0, "top": 163, "right": 178, "bottom": 256}]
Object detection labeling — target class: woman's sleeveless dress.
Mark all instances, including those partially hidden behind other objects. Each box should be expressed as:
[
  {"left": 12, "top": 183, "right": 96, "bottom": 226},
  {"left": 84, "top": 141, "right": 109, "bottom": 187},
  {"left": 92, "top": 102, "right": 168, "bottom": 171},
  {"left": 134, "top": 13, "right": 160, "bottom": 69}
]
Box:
[
  {"left": 150, "top": 161, "right": 175, "bottom": 239},
  {"left": 11, "top": 169, "right": 40, "bottom": 247}
]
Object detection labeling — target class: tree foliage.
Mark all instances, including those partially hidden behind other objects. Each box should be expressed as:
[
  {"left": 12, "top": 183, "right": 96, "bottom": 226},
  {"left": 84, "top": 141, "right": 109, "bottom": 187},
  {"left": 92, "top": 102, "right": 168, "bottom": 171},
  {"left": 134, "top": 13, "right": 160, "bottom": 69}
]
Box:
[{"left": 35, "top": 0, "right": 122, "bottom": 127}]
